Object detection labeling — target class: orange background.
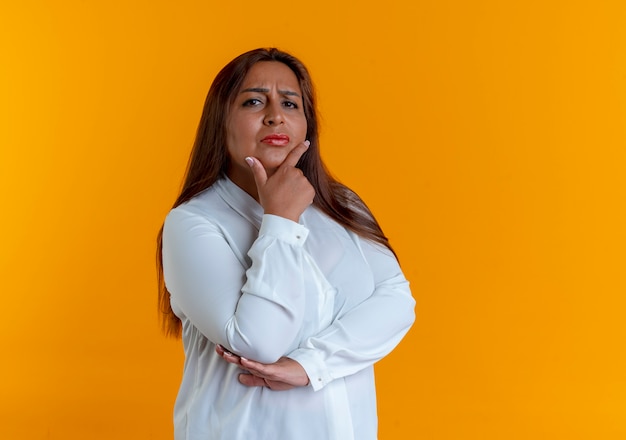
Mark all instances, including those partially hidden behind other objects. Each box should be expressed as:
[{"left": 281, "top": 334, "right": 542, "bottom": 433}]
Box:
[{"left": 1, "top": 1, "right": 625, "bottom": 438}]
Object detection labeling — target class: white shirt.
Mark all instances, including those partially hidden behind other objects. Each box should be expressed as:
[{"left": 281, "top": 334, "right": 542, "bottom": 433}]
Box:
[{"left": 162, "top": 176, "right": 415, "bottom": 440}]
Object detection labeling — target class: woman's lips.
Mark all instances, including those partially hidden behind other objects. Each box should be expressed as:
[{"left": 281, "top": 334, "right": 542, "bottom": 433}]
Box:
[{"left": 261, "top": 134, "right": 290, "bottom": 146}]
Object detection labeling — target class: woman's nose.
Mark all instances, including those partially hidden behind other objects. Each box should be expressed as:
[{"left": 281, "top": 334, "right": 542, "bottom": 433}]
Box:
[{"left": 263, "top": 103, "right": 284, "bottom": 126}]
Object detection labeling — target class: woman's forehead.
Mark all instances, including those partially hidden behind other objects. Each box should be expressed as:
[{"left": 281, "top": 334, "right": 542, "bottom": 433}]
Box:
[{"left": 240, "top": 62, "right": 301, "bottom": 92}]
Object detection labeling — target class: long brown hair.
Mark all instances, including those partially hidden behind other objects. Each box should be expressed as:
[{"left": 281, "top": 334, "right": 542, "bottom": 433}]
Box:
[{"left": 157, "top": 48, "right": 395, "bottom": 337}]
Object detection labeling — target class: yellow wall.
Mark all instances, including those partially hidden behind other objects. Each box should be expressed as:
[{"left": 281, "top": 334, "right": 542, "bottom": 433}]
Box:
[{"left": 1, "top": 1, "right": 625, "bottom": 438}]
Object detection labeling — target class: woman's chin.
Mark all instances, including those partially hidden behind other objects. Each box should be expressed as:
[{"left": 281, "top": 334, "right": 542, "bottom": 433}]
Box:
[{"left": 259, "top": 152, "right": 290, "bottom": 172}]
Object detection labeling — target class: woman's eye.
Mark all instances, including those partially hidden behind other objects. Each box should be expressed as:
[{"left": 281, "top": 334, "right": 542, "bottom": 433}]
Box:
[
  {"left": 283, "top": 101, "right": 298, "bottom": 109},
  {"left": 243, "top": 98, "right": 262, "bottom": 107}
]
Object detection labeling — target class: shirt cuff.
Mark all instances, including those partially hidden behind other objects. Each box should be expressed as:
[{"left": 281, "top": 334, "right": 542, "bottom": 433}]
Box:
[
  {"left": 287, "top": 347, "right": 332, "bottom": 392},
  {"left": 259, "top": 214, "right": 309, "bottom": 246}
]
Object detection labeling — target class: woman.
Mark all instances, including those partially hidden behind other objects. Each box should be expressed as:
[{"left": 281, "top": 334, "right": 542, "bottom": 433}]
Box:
[{"left": 157, "top": 48, "right": 415, "bottom": 440}]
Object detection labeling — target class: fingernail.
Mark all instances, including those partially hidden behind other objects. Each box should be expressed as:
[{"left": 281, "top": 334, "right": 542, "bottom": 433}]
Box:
[
  {"left": 304, "top": 140, "right": 310, "bottom": 147},
  {"left": 245, "top": 157, "right": 254, "bottom": 167},
  {"left": 240, "top": 357, "right": 248, "bottom": 362}
]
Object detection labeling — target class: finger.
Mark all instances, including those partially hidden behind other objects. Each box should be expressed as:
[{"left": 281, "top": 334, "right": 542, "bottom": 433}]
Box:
[
  {"left": 279, "top": 140, "right": 310, "bottom": 169},
  {"left": 238, "top": 373, "right": 267, "bottom": 388},
  {"left": 216, "top": 344, "right": 236, "bottom": 358},
  {"left": 239, "top": 374, "right": 294, "bottom": 391},
  {"left": 240, "top": 357, "right": 269, "bottom": 377},
  {"left": 245, "top": 156, "right": 268, "bottom": 187},
  {"left": 264, "top": 380, "right": 296, "bottom": 391},
  {"left": 216, "top": 344, "right": 242, "bottom": 366},
  {"left": 223, "top": 352, "right": 242, "bottom": 366}
]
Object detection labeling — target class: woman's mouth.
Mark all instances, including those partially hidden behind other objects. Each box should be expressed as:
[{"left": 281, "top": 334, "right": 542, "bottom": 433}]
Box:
[{"left": 260, "top": 134, "right": 290, "bottom": 146}]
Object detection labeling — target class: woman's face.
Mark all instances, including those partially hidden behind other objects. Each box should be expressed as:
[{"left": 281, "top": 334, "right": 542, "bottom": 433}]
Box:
[{"left": 226, "top": 61, "right": 307, "bottom": 188}]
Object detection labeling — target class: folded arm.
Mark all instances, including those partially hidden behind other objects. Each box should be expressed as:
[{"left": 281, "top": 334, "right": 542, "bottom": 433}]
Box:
[
  {"left": 163, "top": 211, "right": 309, "bottom": 363},
  {"left": 225, "top": 237, "right": 416, "bottom": 392},
  {"left": 287, "top": 238, "right": 416, "bottom": 391}
]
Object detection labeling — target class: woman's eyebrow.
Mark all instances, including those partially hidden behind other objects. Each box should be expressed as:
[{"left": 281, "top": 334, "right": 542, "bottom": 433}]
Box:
[{"left": 240, "top": 87, "right": 301, "bottom": 97}]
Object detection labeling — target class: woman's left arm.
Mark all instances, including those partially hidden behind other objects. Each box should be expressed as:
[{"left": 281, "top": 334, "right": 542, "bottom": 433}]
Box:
[
  {"left": 218, "top": 238, "right": 415, "bottom": 391},
  {"left": 288, "top": 238, "right": 415, "bottom": 390}
]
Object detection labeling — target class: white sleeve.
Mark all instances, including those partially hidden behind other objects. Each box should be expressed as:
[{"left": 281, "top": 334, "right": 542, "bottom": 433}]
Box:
[
  {"left": 162, "top": 210, "right": 309, "bottom": 364},
  {"left": 287, "top": 239, "right": 416, "bottom": 391}
]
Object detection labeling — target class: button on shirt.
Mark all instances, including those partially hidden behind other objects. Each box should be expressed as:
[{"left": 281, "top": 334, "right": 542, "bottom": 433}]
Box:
[{"left": 162, "top": 176, "right": 415, "bottom": 440}]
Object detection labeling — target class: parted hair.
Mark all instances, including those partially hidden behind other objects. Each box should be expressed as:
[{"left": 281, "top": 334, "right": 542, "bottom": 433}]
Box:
[{"left": 157, "top": 48, "right": 395, "bottom": 337}]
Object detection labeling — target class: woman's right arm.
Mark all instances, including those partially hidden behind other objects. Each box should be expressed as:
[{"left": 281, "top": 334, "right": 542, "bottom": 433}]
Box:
[
  {"left": 162, "top": 209, "right": 310, "bottom": 364},
  {"left": 163, "top": 141, "right": 315, "bottom": 364}
]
